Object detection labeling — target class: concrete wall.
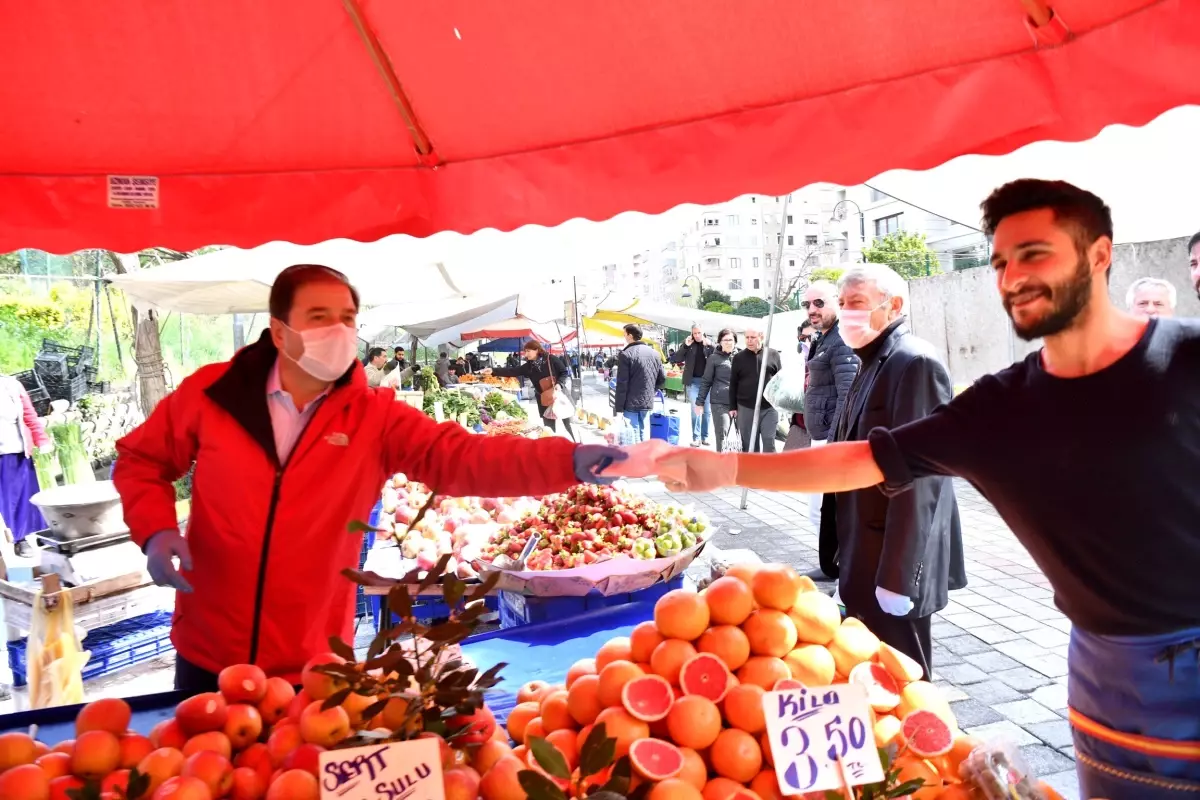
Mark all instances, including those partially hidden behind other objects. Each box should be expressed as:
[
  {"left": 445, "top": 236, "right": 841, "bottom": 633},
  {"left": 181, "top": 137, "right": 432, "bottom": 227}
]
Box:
[{"left": 906, "top": 235, "right": 1198, "bottom": 384}]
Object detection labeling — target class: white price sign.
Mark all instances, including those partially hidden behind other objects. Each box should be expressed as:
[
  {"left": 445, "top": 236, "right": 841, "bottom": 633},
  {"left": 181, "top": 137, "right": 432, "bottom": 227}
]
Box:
[
  {"left": 318, "top": 738, "right": 445, "bottom": 800},
  {"left": 761, "top": 683, "right": 884, "bottom": 795}
]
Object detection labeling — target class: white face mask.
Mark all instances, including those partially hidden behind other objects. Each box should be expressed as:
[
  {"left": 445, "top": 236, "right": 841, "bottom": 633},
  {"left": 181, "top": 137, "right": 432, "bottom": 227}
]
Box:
[
  {"left": 839, "top": 300, "right": 891, "bottom": 349},
  {"left": 281, "top": 322, "right": 358, "bottom": 382}
]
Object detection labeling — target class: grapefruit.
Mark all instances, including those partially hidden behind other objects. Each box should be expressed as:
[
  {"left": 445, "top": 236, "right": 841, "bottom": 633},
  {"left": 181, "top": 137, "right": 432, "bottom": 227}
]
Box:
[
  {"left": 737, "top": 657, "right": 791, "bottom": 690},
  {"left": 786, "top": 592, "right": 841, "bottom": 646},
  {"left": 539, "top": 691, "right": 574, "bottom": 732},
  {"left": 828, "top": 622, "right": 880, "bottom": 676},
  {"left": 631, "top": 621, "right": 667, "bottom": 663},
  {"left": 772, "top": 677, "right": 804, "bottom": 690},
  {"left": 893, "top": 756, "right": 941, "bottom": 800},
  {"left": 702, "top": 776, "right": 746, "bottom": 800},
  {"left": 878, "top": 642, "right": 925, "bottom": 684},
  {"left": 622, "top": 674, "right": 675, "bottom": 723},
  {"left": 655, "top": 591, "right": 711, "bottom": 641},
  {"left": 565, "top": 658, "right": 597, "bottom": 689},
  {"left": 629, "top": 737, "right": 685, "bottom": 781},
  {"left": 849, "top": 662, "right": 901, "bottom": 713},
  {"left": 505, "top": 703, "right": 539, "bottom": 744},
  {"left": 677, "top": 747, "right": 708, "bottom": 790},
  {"left": 750, "top": 770, "right": 783, "bottom": 800},
  {"left": 651, "top": 639, "right": 699, "bottom": 685},
  {"left": 679, "top": 653, "right": 733, "bottom": 703},
  {"left": 710, "top": 728, "right": 763, "bottom": 783},
  {"left": 721, "top": 683, "right": 766, "bottom": 734},
  {"left": 666, "top": 696, "right": 722, "bottom": 750},
  {"left": 934, "top": 732, "right": 981, "bottom": 779},
  {"left": 742, "top": 610, "right": 799, "bottom": 658},
  {"left": 567, "top": 674, "right": 603, "bottom": 726},
  {"left": 595, "top": 638, "right": 634, "bottom": 672},
  {"left": 782, "top": 644, "right": 836, "bottom": 687},
  {"left": 648, "top": 777, "right": 704, "bottom": 800},
  {"left": 696, "top": 625, "right": 751, "bottom": 671},
  {"left": 897, "top": 681, "right": 955, "bottom": 729},
  {"left": 704, "top": 577, "right": 755, "bottom": 625},
  {"left": 750, "top": 564, "right": 800, "bottom": 610},
  {"left": 593, "top": 707, "right": 650, "bottom": 757},
  {"left": 597, "top": 660, "right": 646, "bottom": 708},
  {"left": 722, "top": 563, "right": 760, "bottom": 587},
  {"left": 901, "top": 710, "right": 954, "bottom": 758},
  {"left": 873, "top": 715, "right": 903, "bottom": 748}
]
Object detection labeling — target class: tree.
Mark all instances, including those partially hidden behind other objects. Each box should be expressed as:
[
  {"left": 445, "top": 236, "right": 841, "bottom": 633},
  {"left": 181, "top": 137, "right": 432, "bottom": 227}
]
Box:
[
  {"left": 703, "top": 301, "right": 733, "bottom": 314},
  {"left": 862, "top": 231, "right": 942, "bottom": 279},
  {"left": 809, "top": 267, "right": 845, "bottom": 284},
  {"left": 699, "top": 288, "right": 731, "bottom": 307},
  {"left": 734, "top": 297, "right": 771, "bottom": 317}
]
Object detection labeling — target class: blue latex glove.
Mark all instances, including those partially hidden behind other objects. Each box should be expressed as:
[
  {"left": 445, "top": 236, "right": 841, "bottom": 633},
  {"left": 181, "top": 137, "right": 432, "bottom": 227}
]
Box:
[
  {"left": 574, "top": 445, "right": 628, "bottom": 485},
  {"left": 144, "top": 530, "right": 194, "bottom": 593},
  {"left": 876, "top": 586, "right": 914, "bottom": 617}
]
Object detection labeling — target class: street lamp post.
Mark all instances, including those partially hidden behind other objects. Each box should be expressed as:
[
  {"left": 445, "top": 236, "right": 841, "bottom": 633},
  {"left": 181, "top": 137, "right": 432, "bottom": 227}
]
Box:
[
  {"left": 831, "top": 199, "right": 865, "bottom": 261},
  {"left": 680, "top": 275, "right": 704, "bottom": 308}
]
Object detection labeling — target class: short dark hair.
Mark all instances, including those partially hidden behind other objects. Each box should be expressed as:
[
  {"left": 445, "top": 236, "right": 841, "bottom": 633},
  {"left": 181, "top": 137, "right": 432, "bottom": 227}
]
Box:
[
  {"left": 718, "top": 328, "right": 737, "bottom": 343},
  {"left": 981, "top": 179, "right": 1113, "bottom": 261},
  {"left": 623, "top": 324, "right": 643, "bottom": 341},
  {"left": 269, "top": 264, "right": 360, "bottom": 322},
  {"left": 368, "top": 347, "right": 385, "bottom": 361},
  {"left": 394, "top": 346, "right": 405, "bottom": 354},
  {"left": 1188, "top": 232, "right": 1200, "bottom": 254}
]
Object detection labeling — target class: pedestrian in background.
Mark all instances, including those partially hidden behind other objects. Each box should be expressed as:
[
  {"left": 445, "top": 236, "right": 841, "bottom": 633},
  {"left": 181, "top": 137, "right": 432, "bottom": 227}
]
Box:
[
  {"left": 670, "top": 324, "right": 714, "bottom": 447},
  {"left": 728, "top": 325, "right": 781, "bottom": 453},
  {"left": 613, "top": 324, "right": 665, "bottom": 442},
  {"left": 1125, "top": 277, "right": 1176, "bottom": 318},
  {"left": 696, "top": 328, "right": 737, "bottom": 452},
  {"left": 0, "top": 374, "right": 51, "bottom": 558}
]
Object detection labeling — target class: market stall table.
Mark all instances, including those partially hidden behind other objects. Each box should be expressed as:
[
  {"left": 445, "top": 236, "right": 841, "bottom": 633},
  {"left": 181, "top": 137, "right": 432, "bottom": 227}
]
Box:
[{"left": 0, "top": 600, "right": 651, "bottom": 741}]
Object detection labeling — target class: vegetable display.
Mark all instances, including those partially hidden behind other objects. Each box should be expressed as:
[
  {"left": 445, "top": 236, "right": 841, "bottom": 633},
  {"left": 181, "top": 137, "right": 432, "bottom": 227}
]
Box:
[
  {"left": 422, "top": 388, "right": 482, "bottom": 427},
  {"left": 46, "top": 422, "right": 95, "bottom": 485}
]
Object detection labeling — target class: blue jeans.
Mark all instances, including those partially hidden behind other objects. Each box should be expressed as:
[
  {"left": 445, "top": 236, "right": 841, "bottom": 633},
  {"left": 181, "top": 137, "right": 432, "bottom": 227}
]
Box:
[
  {"left": 1069, "top": 625, "right": 1200, "bottom": 798},
  {"left": 685, "top": 380, "right": 711, "bottom": 443},
  {"left": 623, "top": 410, "right": 648, "bottom": 442}
]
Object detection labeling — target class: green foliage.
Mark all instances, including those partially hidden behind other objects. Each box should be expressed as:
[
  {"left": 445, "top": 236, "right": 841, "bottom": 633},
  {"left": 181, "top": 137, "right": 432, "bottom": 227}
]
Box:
[
  {"left": 862, "top": 232, "right": 942, "bottom": 279},
  {"left": 703, "top": 301, "right": 734, "bottom": 314},
  {"left": 699, "top": 288, "right": 731, "bottom": 307},
  {"left": 734, "top": 296, "right": 771, "bottom": 317},
  {"left": 809, "top": 267, "right": 846, "bottom": 284}
]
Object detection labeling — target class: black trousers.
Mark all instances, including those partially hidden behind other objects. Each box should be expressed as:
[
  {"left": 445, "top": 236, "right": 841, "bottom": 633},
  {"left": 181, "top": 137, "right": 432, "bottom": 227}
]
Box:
[
  {"left": 175, "top": 653, "right": 220, "bottom": 694},
  {"left": 536, "top": 405, "right": 576, "bottom": 441},
  {"left": 845, "top": 603, "right": 934, "bottom": 681},
  {"left": 817, "top": 493, "right": 840, "bottom": 579}
]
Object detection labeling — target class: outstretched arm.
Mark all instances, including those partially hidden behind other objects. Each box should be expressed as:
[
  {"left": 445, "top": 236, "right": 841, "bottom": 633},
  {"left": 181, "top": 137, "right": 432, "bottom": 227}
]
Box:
[{"left": 653, "top": 440, "right": 883, "bottom": 494}]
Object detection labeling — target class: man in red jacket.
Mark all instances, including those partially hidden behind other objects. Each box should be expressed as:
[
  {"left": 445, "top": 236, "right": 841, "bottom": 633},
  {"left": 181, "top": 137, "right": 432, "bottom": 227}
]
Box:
[{"left": 114, "top": 264, "right": 624, "bottom": 691}]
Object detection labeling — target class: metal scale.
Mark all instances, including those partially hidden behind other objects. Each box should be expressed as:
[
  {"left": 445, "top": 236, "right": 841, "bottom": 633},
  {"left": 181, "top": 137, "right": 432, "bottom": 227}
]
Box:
[{"left": 34, "top": 527, "right": 146, "bottom": 588}]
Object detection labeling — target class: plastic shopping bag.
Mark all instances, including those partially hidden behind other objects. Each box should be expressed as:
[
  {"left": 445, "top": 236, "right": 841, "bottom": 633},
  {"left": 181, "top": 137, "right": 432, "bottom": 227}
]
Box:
[
  {"left": 722, "top": 428, "right": 742, "bottom": 453},
  {"left": 27, "top": 588, "right": 90, "bottom": 709},
  {"left": 764, "top": 368, "right": 806, "bottom": 413},
  {"left": 543, "top": 387, "right": 575, "bottom": 421}
]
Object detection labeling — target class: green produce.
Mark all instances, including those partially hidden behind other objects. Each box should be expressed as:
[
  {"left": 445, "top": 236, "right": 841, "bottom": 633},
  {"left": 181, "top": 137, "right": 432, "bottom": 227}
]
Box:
[
  {"left": 655, "top": 531, "right": 683, "bottom": 557},
  {"left": 421, "top": 389, "right": 481, "bottom": 427},
  {"left": 632, "top": 539, "right": 656, "bottom": 560},
  {"left": 32, "top": 449, "right": 59, "bottom": 491},
  {"left": 47, "top": 422, "right": 95, "bottom": 485},
  {"left": 679, "top": 529, "right": 697, "bottom": 549}
]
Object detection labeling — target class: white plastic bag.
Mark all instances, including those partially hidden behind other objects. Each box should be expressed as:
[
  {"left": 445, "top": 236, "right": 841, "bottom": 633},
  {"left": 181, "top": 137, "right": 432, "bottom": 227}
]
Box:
[
  {"left": 722, "top": 429, "right": 742, "bottom": 454},
  {"left": 764, "top": 368, "right": 806, "bottom": 413},
  {"left": 543, "top": 387, "right": 575, "bottom": 421}
]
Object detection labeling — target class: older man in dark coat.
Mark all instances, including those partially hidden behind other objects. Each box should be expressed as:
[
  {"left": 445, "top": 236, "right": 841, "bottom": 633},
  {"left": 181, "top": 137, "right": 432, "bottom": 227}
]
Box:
[{"left": 830, "top": 264, "right": 965, "bottom": 679}]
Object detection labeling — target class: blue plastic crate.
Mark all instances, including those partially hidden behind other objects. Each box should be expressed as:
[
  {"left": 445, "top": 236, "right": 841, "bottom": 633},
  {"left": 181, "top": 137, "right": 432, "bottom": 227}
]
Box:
[
  {"left": 498, "top": 575, "right": 684, "bottom": 629},
  {"left": 8, "top": 611, "right": 174, "bottom": 688}
]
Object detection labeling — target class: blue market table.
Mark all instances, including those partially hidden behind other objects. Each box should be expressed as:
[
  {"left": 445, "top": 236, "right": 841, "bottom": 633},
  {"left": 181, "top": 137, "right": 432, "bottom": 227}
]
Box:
[{"left": 0, "top": 601, "right": 653, "bottom": 742}]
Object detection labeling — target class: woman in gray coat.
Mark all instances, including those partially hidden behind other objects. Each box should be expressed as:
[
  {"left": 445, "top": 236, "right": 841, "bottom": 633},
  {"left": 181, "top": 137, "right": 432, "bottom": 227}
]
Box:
[{"left": 695, "top": 329, "right": 737, "bottom": 451}]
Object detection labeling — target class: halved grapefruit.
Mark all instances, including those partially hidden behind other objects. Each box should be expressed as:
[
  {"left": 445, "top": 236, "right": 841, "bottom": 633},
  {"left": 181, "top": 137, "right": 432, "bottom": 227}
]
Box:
[
  {"left": 848, "top": 661, "right": 901, "bottom": 713},
  {"left": 679, "top": 653, "right": 733, "bottom": 703},
  {"left": 629, "top": 737, "right": 685, "bottom": 781},
  {"left": 622, "top": 674, "right": 675, "bottom": 722},
  {"left": 772, "top": 677, "right": 805, "bottom": 691},
  {"left": 900, "top": 709, "right": 954, "bottom": 758}
]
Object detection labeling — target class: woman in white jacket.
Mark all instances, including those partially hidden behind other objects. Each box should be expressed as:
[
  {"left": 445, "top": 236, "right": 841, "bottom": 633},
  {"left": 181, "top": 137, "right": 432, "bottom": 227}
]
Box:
[{"left": 0, "top": 375, "right": 51, "bottom": 556}]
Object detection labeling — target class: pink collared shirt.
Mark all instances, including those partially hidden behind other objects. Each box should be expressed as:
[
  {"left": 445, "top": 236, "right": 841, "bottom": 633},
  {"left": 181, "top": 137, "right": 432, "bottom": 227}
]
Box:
[{"left": 265, "top": 361, "right": 330, "bottom": 464}]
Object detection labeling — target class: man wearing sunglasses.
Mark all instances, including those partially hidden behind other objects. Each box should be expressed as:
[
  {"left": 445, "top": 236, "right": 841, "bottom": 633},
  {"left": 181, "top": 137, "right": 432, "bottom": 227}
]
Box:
[{"left": 801, "top": 281, "right": 860, "bottom": 582}]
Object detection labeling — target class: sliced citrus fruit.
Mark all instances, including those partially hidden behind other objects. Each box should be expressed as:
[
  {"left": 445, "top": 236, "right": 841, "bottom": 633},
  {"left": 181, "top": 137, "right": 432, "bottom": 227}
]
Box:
[
  {"left": 848, "top": 661, "right": 901, "bottom": 713},
  {"left": 771, "top": 677, "right": 804, "bottom": 691},
  {"left": 622, "top": 674, "right": 675, "bottom": 723},
  {"left": 679, "top": 653, "right": 733, "bottom": 703},
  {"left": 900, "top": 709, "right": 954, "bottom": 758},
  {"left": 629, "top": 737, "right": 685, "bottom": 781}
]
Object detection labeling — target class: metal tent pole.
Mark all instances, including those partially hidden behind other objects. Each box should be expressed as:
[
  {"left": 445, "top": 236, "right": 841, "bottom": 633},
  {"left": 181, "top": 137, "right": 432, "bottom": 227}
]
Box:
[{"left": 740, "top": 195, "right": 790, "bottom": 510}]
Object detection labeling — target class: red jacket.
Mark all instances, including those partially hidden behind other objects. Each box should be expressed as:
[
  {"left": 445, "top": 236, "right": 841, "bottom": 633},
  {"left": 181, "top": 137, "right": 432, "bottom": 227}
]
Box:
[{"left": 114, "top": 334, "right": 578, "bottom": 681}]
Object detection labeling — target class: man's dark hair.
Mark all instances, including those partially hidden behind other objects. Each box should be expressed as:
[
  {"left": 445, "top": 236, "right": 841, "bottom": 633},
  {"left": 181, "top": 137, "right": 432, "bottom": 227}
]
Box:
[
  {"left": 624, "top": 324, "right": 643, "bottom": 341},
  {"left": 980, "top": 180, "right": 1114, "bottom": 276},
  {"left": 1188, "top": 231, "right": 1200, "bottom": 254},
  {"left": 368, "top": 347, "right": 385, "bottom": 361},
  {"left": 394, "top": 346, "right": 405, "bottom": 355},
  {"left": 269, "top": 264, "right": 360, "bottom": 321}
]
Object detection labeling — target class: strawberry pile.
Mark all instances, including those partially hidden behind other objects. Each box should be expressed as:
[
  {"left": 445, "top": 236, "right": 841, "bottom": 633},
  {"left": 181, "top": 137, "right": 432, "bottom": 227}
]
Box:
[{"left": 479, "top": 485, "right": 709, "bottom": 571}]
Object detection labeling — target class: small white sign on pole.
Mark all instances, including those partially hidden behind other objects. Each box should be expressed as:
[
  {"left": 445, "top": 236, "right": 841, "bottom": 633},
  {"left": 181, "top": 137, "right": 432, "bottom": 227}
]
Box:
[
  {"left": 318, "top": 737, "right": 445, "bottom": 800},
  {"left": 761, "top": 683, "right": 884, "bottom": 795}
]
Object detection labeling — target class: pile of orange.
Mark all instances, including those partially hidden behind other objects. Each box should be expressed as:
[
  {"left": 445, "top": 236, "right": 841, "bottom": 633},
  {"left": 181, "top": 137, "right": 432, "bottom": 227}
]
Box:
[{"left": 487, "top": 563, "right": 1003, "bottom": 800}]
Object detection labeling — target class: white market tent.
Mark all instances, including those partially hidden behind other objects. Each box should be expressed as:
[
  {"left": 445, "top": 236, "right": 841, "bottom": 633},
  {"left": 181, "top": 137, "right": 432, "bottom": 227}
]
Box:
[
  {"left": 592, "top": 296, "right": 758, "bottom": 334},
  {"left": 868, "top": 106, "right": 1200, "bottom": 245}
]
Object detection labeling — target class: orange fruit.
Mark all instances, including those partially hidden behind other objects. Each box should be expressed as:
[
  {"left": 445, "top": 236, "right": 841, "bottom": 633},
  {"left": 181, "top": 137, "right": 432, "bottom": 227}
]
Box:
[
  {"left": 648, "top": 777, "right": 704, "bottom": 800},
  {"left": 743, "top": 610, "right": 798, "bottom": 657},
  {"left": 630, "top": 621, "right": 666, "bottom": 663},
  {"left": 666, "top": 695, "right": 721, "bottom": 750},
  {"left": 722, "top": 564, "right": 760, "bottom": 588},
  {"left": 893, "top": 755, "right": 941, "bottom": 800},
  {"left": 505, "top": 702, "right": 539, "bottom": 744},
  {"left": 783, "top": 644, "right": 836, "bottom": 687},
  {"left": 567, "top": 674, "right": 603, "bottom": 726},
  {"left": 595, "top": 638, "right": 634, "bottom": 672},
  {"left": 565, "top": 658, "right": 597, "bottom": 689},
  {"left": 651, "top": 639, "right": 698, "bottom": 685},
  {"left": 737, "top": 657, "right": 791, "bottom": 691},
  {"left": 721, "top": 683, "right": 766, "bottom": 733},
  {"left": 655, "top": 590, "right": 711, "bottom": 641},
  {"left": 524, "top": 717, "right": 546, "bottom": 744},
  {"left": 932, "top": 732, "right": 981, "bottom": 778},
  {"left": 759, "top": 732, "right": 774, "bottom": 767},
  {"left": 710, "top": 729, "right": 762, "bottom": 783},
  {"left": 896, "top": 681, "right": 955, "bottom": 729},
  {"left": 696, "top": 625, "right": 751, "bottom": 671},
  {"left": 545, "top": 729, "right": 579, "bottom": 771},
  {"left": 540, "top": 691, "right": 575, "bottom": 732},
  {"left": 704, "top": 577, "right": 754, "bottom": 626},
  {"left": 749, "top": 770, "right": 782, "bottom": 800},
  {"left": 594, "top": 707, "right": 650, "bottom": 757},
  {"left": 597, "top": 660, "right": 645, "bottom": 708},
  {"left": 702, "top": 776, "right": 745, "bottom": 800},
  {"left": 678, "top": 747, "right": 707, "bottom": 790},
  {"left": 1036, "top": 781, "right": 1066, "bottom": 800},
  {"left": 751, "top": 564, "right": 800, "bottom": 610}
]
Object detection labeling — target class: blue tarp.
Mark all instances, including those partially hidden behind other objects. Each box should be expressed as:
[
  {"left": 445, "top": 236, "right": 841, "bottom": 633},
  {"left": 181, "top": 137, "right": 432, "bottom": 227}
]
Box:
[{"left": 476, "top": 337, "right": 525, "bottom": 353}]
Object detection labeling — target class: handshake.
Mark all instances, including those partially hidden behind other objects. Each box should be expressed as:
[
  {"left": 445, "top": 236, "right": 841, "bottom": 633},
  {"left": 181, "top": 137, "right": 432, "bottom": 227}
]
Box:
[{"left": 599, "top": 440, "right": 739, "bottom": 492}]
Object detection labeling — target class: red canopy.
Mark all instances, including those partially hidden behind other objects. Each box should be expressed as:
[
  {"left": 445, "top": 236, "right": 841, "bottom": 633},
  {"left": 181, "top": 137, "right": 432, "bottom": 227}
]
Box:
[{"left": 2, "top": 0, "right": 1197, "bottom": 253}]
